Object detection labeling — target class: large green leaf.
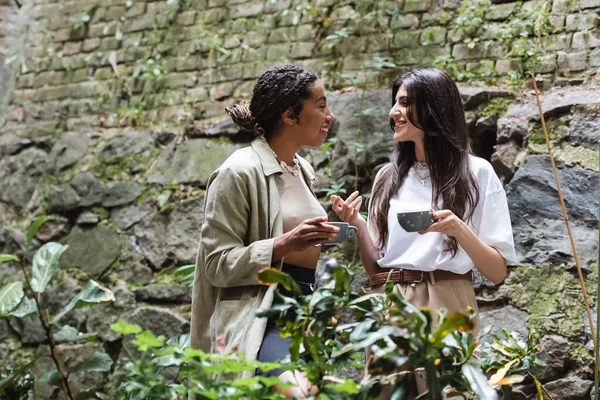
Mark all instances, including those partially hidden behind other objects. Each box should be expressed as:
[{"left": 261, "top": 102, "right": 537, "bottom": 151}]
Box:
[
  {"left": 462, "top": 362, "right": 498, "bottom": 400},
  {"left": 39, "top": 370, "right": 61, "bottom": 387},
  {"left": 30, "top": 243, "right": 68, "bottom": 293},
  {"left": 132, "top": 330, "right": 165, "bottom": 352},
  {"left": 50, "top": 280, "right": 115, "bottom": 324},
  {"left": 257, "top": 268, "right": 299, "bottom": 294},
  {"left": 0, "top": 281, "right": 24, "bottom": 316},
  {"left": 54, "top": 325, "right": 97, "bottom": 343},
  {"left": 0, "top": 254, "right": 19, "bottom": 264},
  {"left": 67, "top": 351, "right": 113, "bottom": 373},
  {"left": 27, "top": 215, "right": 48, "bottom": 250},
  {"left": 10, "top": 296, "right": 37, "bottom": 318},
  {"left": 110, "top": 321, "right": 142, "bottom": 335}
]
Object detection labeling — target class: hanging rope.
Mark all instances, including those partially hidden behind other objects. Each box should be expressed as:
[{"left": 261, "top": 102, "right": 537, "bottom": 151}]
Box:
[{"left": 530, "top": 72, "right": 597, "bottom": 358}]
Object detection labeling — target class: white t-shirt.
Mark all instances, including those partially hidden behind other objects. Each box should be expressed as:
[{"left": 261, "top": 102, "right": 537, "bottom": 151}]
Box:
[{"left": 368, "top": 155, "right": 517, "bottom": 274}]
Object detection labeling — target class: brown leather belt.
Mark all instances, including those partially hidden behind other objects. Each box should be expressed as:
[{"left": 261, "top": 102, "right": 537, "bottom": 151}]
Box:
[{"left": 365, "top": 269, "right": 472, "bottom": 288}]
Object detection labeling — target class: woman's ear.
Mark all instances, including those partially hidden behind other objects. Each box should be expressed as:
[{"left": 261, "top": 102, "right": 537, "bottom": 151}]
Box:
[{"left": 281, "top": 107, "right": 298, "bottom": 126}]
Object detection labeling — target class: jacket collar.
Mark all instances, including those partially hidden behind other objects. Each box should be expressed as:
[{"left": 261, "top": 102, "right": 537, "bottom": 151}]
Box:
[
  {"left": 251, "top": 136, "right": 282, "bottom": 177},
  {"left": 250, "top": 136, "right": 316, "bottom": 183}
]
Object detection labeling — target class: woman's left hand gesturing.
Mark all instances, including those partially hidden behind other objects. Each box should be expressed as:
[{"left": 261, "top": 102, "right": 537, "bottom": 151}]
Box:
[{"left": 420, "top": 209, "right": 468, "bottom": 238}]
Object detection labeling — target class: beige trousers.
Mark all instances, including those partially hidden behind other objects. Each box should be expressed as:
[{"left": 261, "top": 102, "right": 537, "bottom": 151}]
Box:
[{"left": 372, "top": 274, "right": 480, "bottom": 399}]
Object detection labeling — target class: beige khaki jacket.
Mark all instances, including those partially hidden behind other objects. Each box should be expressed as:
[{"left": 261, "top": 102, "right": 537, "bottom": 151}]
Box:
[{"left": 190, "top": 137, "right": 317, "bottom": 375}]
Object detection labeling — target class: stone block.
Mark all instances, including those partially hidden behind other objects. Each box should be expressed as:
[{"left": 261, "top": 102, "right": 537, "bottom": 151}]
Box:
[
  {"left": 289, "top": 42, "right": 313, "bottom": 59},
  {"left": 452, "top": 41, "right": 505, "bottom": 60},
  {"left": 176, "top": 9, "right": 196, "bottom": 25},
  {"left": 124, "top": 17, "right": 154, "bottom": 33},
  {"left": 590, "top": 47, "right": 600, "bottom": 66},
  {"left": 106, "top": 5, "right": 126, "bottom": 21},
  {"left": 566, "top": 13, "right": 598, "bottom": 32},
  {"left": 82, "top": 38, "right": 100, "bottom": 52},
  {"left": 125, "top": 2, "right": 146, "bottom": 18},
  {"left": 203, "top": 7, "right": 228, "bottom": 22},
  {"left": 266, "top": 43, "right": 290, "bottom": 61},
  {"left": 393, "top": 31, "right": 421, "bottom": 49},
  {"left": 89, "top": 22, "right": 116, "bottom": 37},
  {"left": 229, "top": 1, "right": 263, "bottom": 19},
  {"left": 268, "top": 26, "right": 295, "bottom": 44},
  {"left": 572, "top": 30, "right": 600, "bottom": 48},
  {"left": 404, "top": 0, "right": 431, "bottom": 13},
  {"left": 495, "top": 58, "right": 521, "bottom": 74},
  {"left": 486, "top": 3, "right": 516, "bottom": 21},
  {"left": 391, "top": 13, "right": 420, "bottom": 30},
  {"left": 62, "top": 41, "right": 82, "bottom": 56},
  {"left": 420, "top": 26, "right": 447, "bottom": 45},
  {"left": 557, "top": 51, "right": 588, "bottom": 71},
  {"left": 163, "top": 72, "right": 197, "bottom": 89},
  {"left": 581, "top": 0, "right": 600, "bottom": 8},
  {"left": 100, "top": 37, "right": 120, "bottom": 50}
]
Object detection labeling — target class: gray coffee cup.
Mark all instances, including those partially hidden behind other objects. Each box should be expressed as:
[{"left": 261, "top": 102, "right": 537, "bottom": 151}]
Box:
[
  {"left": 397, "top": 210, "right": 435, "bottom": 233},
  {"left": 324, "top": 222, "right": 358, "bottom": 244}
]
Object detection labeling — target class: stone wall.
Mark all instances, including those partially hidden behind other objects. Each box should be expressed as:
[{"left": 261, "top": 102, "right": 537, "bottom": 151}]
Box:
[
  {"left": 1, "top": 0, "right": 600, "bottom": 138},
  {"left": 0, "top": 0, "right": 600, "bottom": 398}
]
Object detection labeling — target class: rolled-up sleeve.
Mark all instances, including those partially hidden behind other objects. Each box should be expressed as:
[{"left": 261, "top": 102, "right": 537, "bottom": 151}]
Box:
[
  {"left": 200, "top": 167, "right": 274, "bottom": 288},
  {"left": 475, "top": 189, "right": 518, "bottom": 266}
]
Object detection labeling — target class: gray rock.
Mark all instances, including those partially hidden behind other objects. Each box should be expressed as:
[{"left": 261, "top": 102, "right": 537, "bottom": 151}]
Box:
[
  {"left": 459, "top": 87, "right": 514, "bottom": 110},
  {"left": 496, "top": 117, "right": 527, "bottom": 145},
  {"left": 506, "top": 155, "right": 598, "bottom": 267},
  {"left": 325, "top": 90, "right": 395, "bottom": 188},
  {"left": 155, "top": 131, "right": 176, "bottom": 145},
  {"left": 544, "top": 376, "right": 592, "bottom": 400},
  {"left": 9, "top": 314, "right": 46, "bottom": 344},
  {"left": 86, "top": 282, "right": 136, "bottom": 342},
  {"left": 49, "top": 131, "right": 91, "bottom": 173},
  {"left": 479, "top": 305, "right": 529, "bottom": 344},
  {"left": 102, "top": 181, "right": 143, "bottom": 207},
  {"left": 133, "top": 284, "right": 191, "bottom": 303},
  {"left": 32, "top": 356, "right": 59, "bottom": 399},
  {"left": 491, "top": 141, "right": 521, "bottom": 183},
  {"left": 67, "top": 172, "right": 142, "bottom": 208},
  {"left": 4, "top": 138, "right": 32, "bottom": 155},
  {"left": 48, "top": 183, "right": 81, "bottom": 212},
  {"left": 193, "top": 117, "right": 240, "bottom": 137},
  {"left": 0, "top": 319, "right": 9, "bottom": 341},
  {"left": 128, "top": 306, "right": 190, "bottom": 339},
  {"left": 507, "top": 90, "right": 600, "bottom": 120},
  {"left": 113, "top": 237, "right": 155, "bottom": 285},
  {"left": 35, "top": 217, "right": 70, "bottom": 242},
  {"left": 0, "top": 226, "right": 26, "bottom": 280},
  {"left": 474, "top": 114, "right": 498, "bottom": 136},
  {"left": 111, "top": 202, "right": 154, "bottom": 230},
  {"left": 536, "top": 335, "right": 570, "bottom": 382},
  {"left": 71, "top": 172, "right": 105, "bottom": 207},
  {"left": 147, "top": 140, "right": 238, "bottom": 186},
  {"left": 569, "top": 116, "right": 600, "bottom": 150},
  {"left": 57, "top": 343, "right": 106, "bottom": 397},
  {"left": 134, "top": 196, "right": 204, "bottom": 270},
  {"left": 76, "top": 211, "right": 99, "bottom": 225},
  {"left": 0, "top": 148, "right": 48, "bottom": 209},
  {"left": 99, "top": 130, "right": 155, "bottom": 164},
  {"left": 60, "top": 225, "right": 122, "bottom": 277}
]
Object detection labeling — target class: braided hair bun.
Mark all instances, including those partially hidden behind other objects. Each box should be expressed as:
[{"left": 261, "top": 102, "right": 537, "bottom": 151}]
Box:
[{"left": 226, "top": 64, "right": 319, "bottom": 138}]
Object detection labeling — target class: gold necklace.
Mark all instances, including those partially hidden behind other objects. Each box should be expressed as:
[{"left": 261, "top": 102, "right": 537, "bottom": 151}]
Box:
[{"left": 272, "top": 150, "right": 300, "bottom": 176}]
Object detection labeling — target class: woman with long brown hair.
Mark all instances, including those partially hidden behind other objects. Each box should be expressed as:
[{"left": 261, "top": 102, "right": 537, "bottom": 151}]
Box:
[{"left": 331, "top": 68, "right": 517, "bottom": 396}]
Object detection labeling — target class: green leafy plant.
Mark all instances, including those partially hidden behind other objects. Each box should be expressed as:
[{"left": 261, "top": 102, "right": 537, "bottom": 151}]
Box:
[
  {"left": 481, "top": 329, "right": 549, "bottom": 399},
  {"left": 0, "top": 217, "right": 115, "bottom": 400}
]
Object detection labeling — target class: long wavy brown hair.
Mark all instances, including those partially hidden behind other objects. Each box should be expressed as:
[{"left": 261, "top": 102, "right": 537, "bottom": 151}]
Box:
[{"left": 370, "top": 69, "right": 480, "bottom": 257}]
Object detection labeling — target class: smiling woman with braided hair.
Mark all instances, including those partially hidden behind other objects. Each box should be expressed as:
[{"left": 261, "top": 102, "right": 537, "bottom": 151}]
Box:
[{"left": 190, "top": 64, "right": 336, "bottom": 398}]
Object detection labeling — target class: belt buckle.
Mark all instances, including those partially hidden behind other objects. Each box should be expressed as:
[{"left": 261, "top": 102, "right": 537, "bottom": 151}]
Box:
[{"left": 400, "top": 269, "right": 424, "bottom": 284}]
